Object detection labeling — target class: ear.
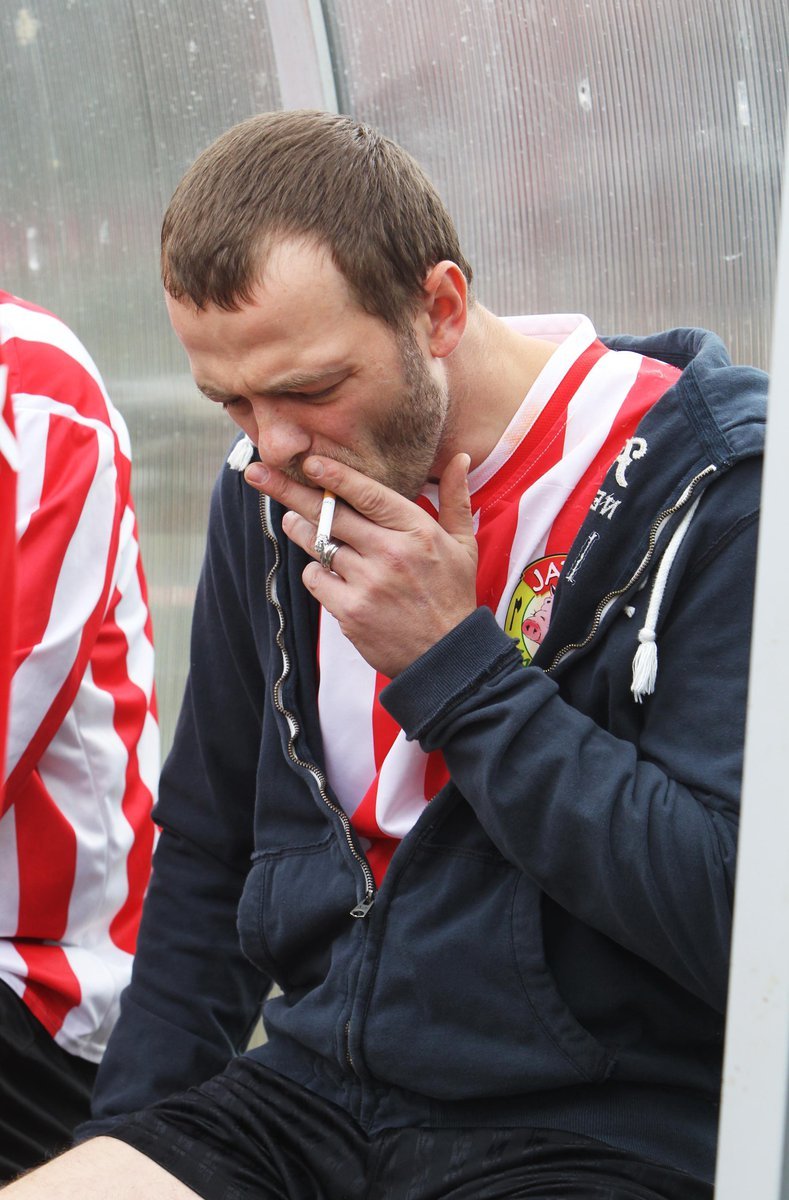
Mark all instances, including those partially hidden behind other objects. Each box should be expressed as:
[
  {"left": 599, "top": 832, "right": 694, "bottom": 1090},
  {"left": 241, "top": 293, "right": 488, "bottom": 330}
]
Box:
[{"left": 419, "top": 261, "right": 468, "bottom": 358}]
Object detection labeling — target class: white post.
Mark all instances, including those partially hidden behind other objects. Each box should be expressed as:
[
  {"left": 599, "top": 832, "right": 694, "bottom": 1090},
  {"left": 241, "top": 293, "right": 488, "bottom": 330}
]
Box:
[
  {"left": 265, "top": 0, "right": 339, "bottom": 113},
  {"left": 714, "top": 106, "right": 789, "bottom": 1199}
]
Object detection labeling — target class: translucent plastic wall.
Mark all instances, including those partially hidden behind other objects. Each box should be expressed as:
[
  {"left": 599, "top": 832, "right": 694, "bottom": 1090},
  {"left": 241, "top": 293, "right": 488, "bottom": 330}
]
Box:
[{"left": 2, "top": 0, "right": 786, "bottom": 751}]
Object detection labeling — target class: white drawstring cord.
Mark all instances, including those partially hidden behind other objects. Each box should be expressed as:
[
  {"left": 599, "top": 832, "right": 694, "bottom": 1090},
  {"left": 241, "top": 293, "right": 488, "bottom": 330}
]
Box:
[
  {"left": 631, "top": 494, "right": 703, "bottom": 703},
  {"left": 227, "top": 435, "right": 255, "bottom": 471}
]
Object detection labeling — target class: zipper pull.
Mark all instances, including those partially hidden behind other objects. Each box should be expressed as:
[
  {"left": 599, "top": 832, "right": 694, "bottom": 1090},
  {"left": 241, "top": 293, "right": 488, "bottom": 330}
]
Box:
[{"left": 350, "top": 890, "right": 375, "bottom": 919}]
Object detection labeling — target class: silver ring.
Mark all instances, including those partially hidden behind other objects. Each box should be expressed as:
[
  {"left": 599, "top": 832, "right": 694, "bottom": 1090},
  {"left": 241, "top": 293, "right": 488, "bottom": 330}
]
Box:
[{"left": 317, "top": 538, "right": 341, "bottom": 571}]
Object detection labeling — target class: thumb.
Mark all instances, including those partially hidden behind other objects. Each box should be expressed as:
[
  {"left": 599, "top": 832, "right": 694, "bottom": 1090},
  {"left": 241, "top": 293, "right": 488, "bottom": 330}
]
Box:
[{"left": 437, "top": 452, "right": 475, "bottom": 546}]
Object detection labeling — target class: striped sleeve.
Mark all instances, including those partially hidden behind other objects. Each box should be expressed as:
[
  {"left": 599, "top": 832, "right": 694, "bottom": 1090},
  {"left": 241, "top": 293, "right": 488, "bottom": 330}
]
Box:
[{"left": 3, "top": 331, "right": 128, "bottom": 802}]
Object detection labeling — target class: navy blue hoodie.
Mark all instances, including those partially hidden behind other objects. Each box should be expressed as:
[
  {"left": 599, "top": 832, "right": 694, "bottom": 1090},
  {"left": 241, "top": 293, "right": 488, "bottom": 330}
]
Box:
[{"left": 85, "top": 327, "right": 766, "bottom": 1184}]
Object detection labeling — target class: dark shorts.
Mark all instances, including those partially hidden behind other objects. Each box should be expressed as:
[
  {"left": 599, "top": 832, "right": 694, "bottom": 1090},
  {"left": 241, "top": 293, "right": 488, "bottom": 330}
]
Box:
[
  {"left": 0, "top": 978, "right": 98, "bottom": 1181},
  {"left": 107, "top": 1057, "right": 712, "bottom": 1200}
]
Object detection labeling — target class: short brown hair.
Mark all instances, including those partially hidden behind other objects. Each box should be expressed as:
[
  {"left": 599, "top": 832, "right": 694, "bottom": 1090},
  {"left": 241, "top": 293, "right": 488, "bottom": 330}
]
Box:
[{"left": 161, "top": 109, "right": 473, "bottom": 327}]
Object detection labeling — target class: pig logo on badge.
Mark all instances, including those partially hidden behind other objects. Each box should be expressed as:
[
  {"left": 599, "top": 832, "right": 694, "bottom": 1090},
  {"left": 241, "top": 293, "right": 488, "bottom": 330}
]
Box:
[{"left": 505, "top": 554, "right": 565, "bottom": 665}]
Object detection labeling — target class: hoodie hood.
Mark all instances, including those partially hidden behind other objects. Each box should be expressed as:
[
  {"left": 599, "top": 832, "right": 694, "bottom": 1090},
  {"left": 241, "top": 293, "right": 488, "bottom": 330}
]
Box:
[{"left": 536, "top": 327, "right": 766, "bottom": 674}]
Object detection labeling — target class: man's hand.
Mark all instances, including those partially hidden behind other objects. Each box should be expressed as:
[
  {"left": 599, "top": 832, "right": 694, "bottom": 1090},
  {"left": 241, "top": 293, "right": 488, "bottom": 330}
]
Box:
[{"left": 244, "top": 453, "right": 478, "bottom": 678}]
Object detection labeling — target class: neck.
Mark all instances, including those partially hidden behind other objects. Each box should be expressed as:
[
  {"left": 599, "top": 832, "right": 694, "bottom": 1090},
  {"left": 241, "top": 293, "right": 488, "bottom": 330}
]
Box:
[{"left": 440, "top": 305, "right": 558, "bottom": 472}]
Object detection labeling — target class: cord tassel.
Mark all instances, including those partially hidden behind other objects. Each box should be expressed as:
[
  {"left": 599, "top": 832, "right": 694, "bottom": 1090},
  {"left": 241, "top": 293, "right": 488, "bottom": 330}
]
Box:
[
  {"left": 630, "top": 494, "right": 703, "bottom": 703},
  {"left": 227, "top": 435, "right": 255, "bottom": 471},
  {"left": 631, "top": 629, "right": 658, "bottom": 703}
]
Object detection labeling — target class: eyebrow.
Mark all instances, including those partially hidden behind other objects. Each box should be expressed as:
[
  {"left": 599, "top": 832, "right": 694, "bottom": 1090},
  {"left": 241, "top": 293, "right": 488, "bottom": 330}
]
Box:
[
  {"left": 196, "top": 383, "right": 235, "bottom": 403},
  {"left": 196, "top": 367, "right": 348, "bottom": 402},
  {"left": 268, "top": 367, "right": 347, "bottom": 392}
]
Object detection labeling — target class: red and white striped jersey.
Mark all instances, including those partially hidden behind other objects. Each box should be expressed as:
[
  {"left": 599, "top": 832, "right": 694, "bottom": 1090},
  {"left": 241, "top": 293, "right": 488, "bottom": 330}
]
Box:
[
  {"left": 318, "top": 315, "right": 680, "bottom": 884},
  {"left": 0, "top": 349, "right": 16, "bottom": 786},
  {"left": 0, "top": 291, "right": 159, "bottom": 1062}
]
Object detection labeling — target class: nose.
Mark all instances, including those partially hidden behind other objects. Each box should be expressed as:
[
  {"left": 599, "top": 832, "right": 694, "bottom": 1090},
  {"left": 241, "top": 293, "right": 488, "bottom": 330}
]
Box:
[{"left": 247, "top": 399, "right": 311, "bottom": 472}]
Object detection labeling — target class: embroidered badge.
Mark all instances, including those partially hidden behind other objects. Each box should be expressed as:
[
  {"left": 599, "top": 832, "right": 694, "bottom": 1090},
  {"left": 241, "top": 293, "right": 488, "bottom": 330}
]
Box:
[{"left": 504, "top": 554, "right": 566, "bottom": 665}]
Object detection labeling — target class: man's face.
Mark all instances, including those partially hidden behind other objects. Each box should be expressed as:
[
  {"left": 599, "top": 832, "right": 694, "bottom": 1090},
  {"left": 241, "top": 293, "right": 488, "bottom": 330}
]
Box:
[{"left": 165, "top": 239, "right": 454, "bottom": 500}]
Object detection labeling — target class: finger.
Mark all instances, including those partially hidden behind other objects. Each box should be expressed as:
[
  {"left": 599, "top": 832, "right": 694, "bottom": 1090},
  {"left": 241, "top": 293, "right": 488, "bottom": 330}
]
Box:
[
  {"left": 437, "top": 452, "right": 475, "bottom": 544},
  {"left": 281, "top": 509, "right": 320, "bottom": 556},
  {"left": 302, "top": 456, "right": 420, "bottom": 532},
  {"left": 243, "top": 461, "right": 325, "bottom": 524},
  {"left": 281, "top": 509, "right": 357, "bottom": 573},
  {"left": 302, "top": 558, "right": 347, "bottom": 610}
]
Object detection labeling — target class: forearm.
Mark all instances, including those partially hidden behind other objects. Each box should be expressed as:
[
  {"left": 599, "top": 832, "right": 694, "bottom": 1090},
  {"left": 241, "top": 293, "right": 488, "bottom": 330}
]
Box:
[
  {"left": 383, "top": 511, "right": 754, "bottom": 1011},
  {"left": 85, "top": 470, "right": 270, "bottom": 1130},
  {"left": 84, "top": 824, "right": 269, "bottom": 1134},
  {"left": 434, "top": 640, "right": 734, "bottom": 1001}
]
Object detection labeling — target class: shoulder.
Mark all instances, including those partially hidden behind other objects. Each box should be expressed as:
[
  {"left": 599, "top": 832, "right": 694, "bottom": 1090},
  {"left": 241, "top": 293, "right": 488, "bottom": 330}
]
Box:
[{"left": 1, "top": 292, "right": 131, "bottom": 455}]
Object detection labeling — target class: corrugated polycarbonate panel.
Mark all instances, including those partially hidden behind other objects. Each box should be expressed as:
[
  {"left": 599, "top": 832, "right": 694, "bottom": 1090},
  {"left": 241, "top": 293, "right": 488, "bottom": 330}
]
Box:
[
  {"left": 2, "top": 0, "right": 787, "bottom": 752},
  {"left": 324, "top": 0, "right": 787, "bottom": 368}
]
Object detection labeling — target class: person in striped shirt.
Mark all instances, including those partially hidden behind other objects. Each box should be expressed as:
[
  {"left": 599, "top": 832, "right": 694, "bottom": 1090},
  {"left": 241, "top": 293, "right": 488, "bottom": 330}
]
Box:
[
  {"left": 0, "top": 293, "right": 159, "bottom": 1179},
  {"left": 5, "top": 113, "right": 765, "bottom": 1200}
]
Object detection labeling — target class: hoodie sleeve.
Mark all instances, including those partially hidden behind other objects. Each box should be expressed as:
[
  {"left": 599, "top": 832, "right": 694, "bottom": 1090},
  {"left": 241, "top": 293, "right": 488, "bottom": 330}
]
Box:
[
  {"left": 80, "top": 464, "right": 270, "bottom": 1136},
  {"left": 382, "top": 457, "right": 759, "bottom": 1012}
]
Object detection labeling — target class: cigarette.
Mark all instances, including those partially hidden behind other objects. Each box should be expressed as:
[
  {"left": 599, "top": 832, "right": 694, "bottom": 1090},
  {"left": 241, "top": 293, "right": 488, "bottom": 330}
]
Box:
[{"left": 315, "top": 490, "right": 336, "bottom": 546}]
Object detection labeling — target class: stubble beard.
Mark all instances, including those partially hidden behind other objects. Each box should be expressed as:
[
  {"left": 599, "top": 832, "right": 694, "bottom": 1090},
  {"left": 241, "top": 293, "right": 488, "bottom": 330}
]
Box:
[
  {"left": 284, "top": 327, "right": 453, "bottom": 501},
  {"left": 366, "top": 326, "right": 452, "bottom": 499}
]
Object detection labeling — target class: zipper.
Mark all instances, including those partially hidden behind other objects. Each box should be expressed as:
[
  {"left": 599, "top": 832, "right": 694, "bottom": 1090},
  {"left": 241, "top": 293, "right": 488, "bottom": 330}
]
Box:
[
  {"left": 545, "top": 464, "right": 717, "bottom": 674},
  {"left": 258, "top": 494, "right": 377, "bottom": 918}
]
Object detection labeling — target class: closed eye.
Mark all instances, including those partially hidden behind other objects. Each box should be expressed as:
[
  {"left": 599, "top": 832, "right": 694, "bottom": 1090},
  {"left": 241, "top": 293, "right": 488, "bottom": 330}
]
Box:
[
  {"left": 196, "top": 384, "right": 247, "bottom": 410},
  {"left": 199, "top": 371, "right": 348, "bottom": 408},
  {"left": 277, "top": 381, "right": 342, "bottom": 402}
]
